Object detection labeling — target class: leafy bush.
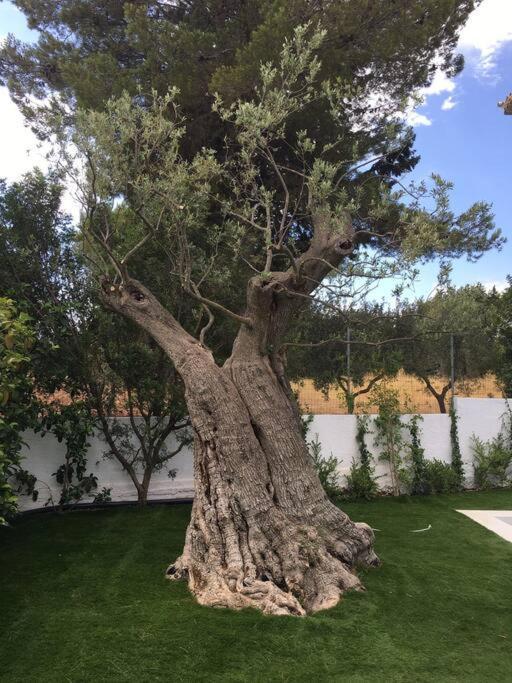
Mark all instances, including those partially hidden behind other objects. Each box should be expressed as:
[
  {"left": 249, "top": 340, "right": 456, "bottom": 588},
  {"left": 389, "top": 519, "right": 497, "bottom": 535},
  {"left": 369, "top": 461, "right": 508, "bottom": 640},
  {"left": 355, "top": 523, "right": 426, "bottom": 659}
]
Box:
[
  {"left": 423, "top": 459, "right": 460, "bottom": 493},
  {"left": 373, "top": 385, "right": 405, "bottom": 496},
  {"left": 93, "top": 487, "right": 112, "bottom": 504},
  {"left": 0, "top": 298, "right": 36, "bottom": 523},
  {"left": 308, "top": 435, "right": 342, "bottom": 500},
  {"left": 472, "top": 435, "right": 512, "bottom": 489},
  {"left": 36, "top": 403, "right": 97, "bottom": 507},
  {"left": 345, "top": 459, "right": 379, "bottom": 500},
  {"left": 449, "top": 404, "right": 464, "bottom": 488},
  {"left": 407, "top": 415, "right": 429, "bottom": 495},
  {"left": 345, "top": 416, "right": 378, "bottom": 500}
]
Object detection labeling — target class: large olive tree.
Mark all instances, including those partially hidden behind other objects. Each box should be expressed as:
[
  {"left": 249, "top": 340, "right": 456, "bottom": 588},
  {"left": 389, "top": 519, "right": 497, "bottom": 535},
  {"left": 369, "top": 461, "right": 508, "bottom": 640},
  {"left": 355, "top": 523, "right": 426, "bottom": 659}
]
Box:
[{"left": 46, "top": 23, "right": 503, "bottom": 616}]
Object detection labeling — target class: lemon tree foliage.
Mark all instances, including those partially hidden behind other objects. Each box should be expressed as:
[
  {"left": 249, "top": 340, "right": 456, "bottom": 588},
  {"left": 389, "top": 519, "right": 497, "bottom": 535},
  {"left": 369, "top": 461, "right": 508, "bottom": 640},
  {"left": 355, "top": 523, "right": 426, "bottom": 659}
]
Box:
[
  {"left": 0, "top": 298, "right": 35, "bottom": 523},
  {"left": 0, "top": 172, "right": 191, "bottom": 508}
]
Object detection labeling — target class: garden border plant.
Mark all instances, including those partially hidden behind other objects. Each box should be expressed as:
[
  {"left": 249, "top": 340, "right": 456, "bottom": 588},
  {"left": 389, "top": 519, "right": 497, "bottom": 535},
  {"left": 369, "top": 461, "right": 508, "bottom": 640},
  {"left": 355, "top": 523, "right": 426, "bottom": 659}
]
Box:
[
  {"left": 471, "top": 401, "right": 512, "bottom": 490},
  {"left": 345, "top": 415, "right": 378, "bottom": 500},
  {"left": 449, "top": 402, "right": 464, "bottom": 488}
]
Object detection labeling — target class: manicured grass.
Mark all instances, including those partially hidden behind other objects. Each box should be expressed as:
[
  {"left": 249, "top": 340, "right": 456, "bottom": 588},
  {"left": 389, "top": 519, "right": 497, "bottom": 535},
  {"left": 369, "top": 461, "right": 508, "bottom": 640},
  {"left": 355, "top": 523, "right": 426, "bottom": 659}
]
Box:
[{"left": 1, "top": 491, "right": 512, "bottom": 683}]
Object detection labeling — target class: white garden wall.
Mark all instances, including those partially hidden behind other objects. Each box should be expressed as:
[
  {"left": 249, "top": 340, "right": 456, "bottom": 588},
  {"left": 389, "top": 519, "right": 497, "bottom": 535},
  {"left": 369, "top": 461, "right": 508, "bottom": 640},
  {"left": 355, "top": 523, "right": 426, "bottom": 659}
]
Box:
[
  {"left": 18, "top": 420, "right": 194, "bottom": 511},
  {"left": 15, "top": 397, "right": 511, "bottom": 511},
  {"left": 309, "top": 412, "right": 452, "bottom": 489}
]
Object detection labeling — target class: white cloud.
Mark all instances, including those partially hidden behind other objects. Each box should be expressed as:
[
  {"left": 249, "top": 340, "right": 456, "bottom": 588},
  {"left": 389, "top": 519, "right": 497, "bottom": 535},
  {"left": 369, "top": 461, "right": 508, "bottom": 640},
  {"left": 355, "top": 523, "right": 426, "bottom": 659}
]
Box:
[
  {"left": 405, "top": 66, "right": 456, "bottom": 124},
  {"left": 482, "top": 280, "right": 509, "bottom": 293},
  {"left": 405, "top": 0, "right": 512, "bottom": 122},
  {"left": 421, "top": 69, "right": 456, "bottom": 97},
  {"left": 404, "top": 110, "right": 432, "bottom": 127},
  {"left": 441, "top": 96, "right": 457, "bottom": 111},
  {"left": 458, "top": 0, "right": 512, "bottom": 78},
  {"left": 0, "top": 87, "right": 49, "bottom": 180}
]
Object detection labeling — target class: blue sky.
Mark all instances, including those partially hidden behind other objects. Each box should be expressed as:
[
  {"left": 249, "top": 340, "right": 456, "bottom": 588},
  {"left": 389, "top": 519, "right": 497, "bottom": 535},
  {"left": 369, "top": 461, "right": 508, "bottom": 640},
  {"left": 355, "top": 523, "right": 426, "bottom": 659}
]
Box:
[{"left": 1, "top": 0, "right": 511, "bottom": 298}]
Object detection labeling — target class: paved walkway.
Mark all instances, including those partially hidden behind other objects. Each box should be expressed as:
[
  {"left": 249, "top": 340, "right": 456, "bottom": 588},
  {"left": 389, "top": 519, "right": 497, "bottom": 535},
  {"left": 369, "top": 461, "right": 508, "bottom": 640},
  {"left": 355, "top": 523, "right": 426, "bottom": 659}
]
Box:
[{"left": 457, "top": 510, "right": 512, "bottom": 542}]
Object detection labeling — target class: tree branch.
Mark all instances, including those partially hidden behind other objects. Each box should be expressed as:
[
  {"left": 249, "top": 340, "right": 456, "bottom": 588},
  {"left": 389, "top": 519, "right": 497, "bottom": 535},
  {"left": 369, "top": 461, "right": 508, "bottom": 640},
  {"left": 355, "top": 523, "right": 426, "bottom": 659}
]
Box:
[{"left": 185, "top": 285, "right": 253, "bottom": 328}]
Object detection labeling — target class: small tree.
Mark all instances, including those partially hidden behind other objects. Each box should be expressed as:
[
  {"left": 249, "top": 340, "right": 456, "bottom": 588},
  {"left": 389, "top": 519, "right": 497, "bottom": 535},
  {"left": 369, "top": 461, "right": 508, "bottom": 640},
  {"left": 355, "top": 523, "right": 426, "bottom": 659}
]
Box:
[
  {"left": 0, "top": 171, "right": 191, "bottom": 507},
  {"left": 400, "top": 285, "right": 499, "bottom": 412},
  {"left": 287, "top": 304, "right": 403, "bottom": 413},
  {"left": 95, "top": 323, "right": 192, "bottom": 506}
]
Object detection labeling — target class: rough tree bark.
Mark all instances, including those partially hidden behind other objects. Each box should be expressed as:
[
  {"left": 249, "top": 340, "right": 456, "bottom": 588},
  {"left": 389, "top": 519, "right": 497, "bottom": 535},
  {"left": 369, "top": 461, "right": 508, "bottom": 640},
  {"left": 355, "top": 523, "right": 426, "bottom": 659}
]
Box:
[{"left": 100, "top": 213, "right": 379, "bottom": 615}]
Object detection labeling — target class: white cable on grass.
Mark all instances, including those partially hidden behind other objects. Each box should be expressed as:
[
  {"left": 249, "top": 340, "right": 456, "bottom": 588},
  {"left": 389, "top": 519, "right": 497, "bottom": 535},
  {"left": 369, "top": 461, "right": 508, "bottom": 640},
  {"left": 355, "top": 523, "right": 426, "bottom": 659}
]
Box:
[{"left": 410, "top": 524, "right": 432, "bottom": 533}]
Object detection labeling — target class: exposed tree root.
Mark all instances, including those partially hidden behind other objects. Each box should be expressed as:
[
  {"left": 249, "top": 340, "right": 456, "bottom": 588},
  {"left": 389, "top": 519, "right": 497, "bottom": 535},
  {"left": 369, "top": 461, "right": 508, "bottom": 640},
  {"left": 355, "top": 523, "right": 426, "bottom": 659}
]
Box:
[{"left": 166, "top": 500, "right": 379, "bottom": 616}]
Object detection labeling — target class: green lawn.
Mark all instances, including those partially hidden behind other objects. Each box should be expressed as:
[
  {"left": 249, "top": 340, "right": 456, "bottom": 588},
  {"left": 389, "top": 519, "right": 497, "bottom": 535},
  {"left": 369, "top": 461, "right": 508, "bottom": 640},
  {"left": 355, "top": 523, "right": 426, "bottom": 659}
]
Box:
[{"left": 1, "top": 491, "right": 512, "bottom": 683}]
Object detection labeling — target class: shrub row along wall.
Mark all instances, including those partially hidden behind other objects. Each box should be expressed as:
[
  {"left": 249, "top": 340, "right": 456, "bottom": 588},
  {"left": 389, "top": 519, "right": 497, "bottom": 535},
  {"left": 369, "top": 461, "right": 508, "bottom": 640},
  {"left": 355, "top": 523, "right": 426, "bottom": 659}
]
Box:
[{"left": 16, "top": 398, "right": 510, "bottom": 511}]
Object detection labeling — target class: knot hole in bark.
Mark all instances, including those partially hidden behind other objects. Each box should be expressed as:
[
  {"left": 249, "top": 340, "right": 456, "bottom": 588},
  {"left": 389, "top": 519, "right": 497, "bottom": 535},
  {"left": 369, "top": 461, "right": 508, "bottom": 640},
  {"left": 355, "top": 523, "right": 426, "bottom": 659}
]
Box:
[
  {"left": 127, "top": 285, "right": 146, "bottom": 302},
  {"left": 337, "top": 238, "right": 353, "bottom": 253}
]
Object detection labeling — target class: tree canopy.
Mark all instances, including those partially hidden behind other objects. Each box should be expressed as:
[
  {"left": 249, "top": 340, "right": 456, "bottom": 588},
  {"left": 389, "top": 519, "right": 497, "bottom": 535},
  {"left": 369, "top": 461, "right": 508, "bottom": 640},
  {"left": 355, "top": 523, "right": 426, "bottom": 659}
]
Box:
[
  {"left": 492, "top": 278, "right": 512, "bottom": 397},
  {"left": 398, "top": 284, "right": 500, "bottom": 412},
  {"left": 287, "top": 303, "right": 403, "bottom": 413},
  {"left": 51, "top": 24, "right": 501, "bottom": 358}
]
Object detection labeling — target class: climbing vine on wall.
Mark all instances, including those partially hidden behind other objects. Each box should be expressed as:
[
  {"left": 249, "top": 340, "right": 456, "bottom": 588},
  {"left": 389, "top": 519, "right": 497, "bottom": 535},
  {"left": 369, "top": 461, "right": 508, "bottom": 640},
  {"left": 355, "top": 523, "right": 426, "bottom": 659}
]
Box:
[{"left": 449, "top": 403, "right": 464, "bottom": 488}]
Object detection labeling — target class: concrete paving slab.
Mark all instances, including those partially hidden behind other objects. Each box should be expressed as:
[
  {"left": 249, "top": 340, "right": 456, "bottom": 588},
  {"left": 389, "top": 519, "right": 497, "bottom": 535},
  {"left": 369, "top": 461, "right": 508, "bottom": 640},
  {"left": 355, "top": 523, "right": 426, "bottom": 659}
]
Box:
[{"left": 457, "top": 510, "right": 512, "bottom": 542}]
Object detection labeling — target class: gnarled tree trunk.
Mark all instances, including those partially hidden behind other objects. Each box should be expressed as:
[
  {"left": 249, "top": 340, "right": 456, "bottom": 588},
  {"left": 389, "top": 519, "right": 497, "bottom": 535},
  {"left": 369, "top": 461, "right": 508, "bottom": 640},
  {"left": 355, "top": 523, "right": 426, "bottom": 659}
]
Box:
[
  {"left": 170, "top": 345, "right": 377, "bottom": 616},
  {"left": 100, "top": 215, "right": 379, "bottom": 616}
]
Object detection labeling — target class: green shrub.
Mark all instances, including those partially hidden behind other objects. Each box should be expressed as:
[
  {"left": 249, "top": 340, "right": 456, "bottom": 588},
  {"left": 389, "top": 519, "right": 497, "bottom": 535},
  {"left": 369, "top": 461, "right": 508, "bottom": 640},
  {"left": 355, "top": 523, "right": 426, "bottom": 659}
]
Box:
[
  {"left": 345, "top": 416, "right": 378, "bottom": 500},
  {"left": 373, "top": 386, "right": 405, "bottom": 496},
  {"left": 345, "top": 459, "right": 379, "bottom": 500},
  {"left": 0, "top": 298, "right": 36, "bottom": 523},
  {"left": 308, "top": 435, "right": 342, "bottom": 500},
  {"left": 93, "top": 487, "right": 112, "bottom": 504},
  {"left": 423, "top": 459, "right": 460, "bottom": 493},
  {"left": 36, "top": 402, "right": 97, "bottom": 507},
  {"left": 472, "top": 434, "right": 512, "bottom": 489},
  {"left": 449, "top": 404, "right": 464, "bottom": 489},
  {"left": 407, "top": 415, "right": 429, "bottom": 495}
]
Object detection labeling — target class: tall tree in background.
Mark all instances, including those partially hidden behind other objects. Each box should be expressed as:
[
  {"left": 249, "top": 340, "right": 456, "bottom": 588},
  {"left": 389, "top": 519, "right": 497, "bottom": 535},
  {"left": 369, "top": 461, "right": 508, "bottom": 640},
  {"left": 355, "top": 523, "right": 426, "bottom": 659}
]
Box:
[
  {"left": 1, "top": 2, "right": 502, "bottom": 615},
  {"left": 492, "top": 278, "right": 512, "bottom": 397},
  {"left": 399, "top": 285, "right": 499, "bottom": 412},
  {"left": 287, "top": 304, "right": 403, "bottom": 413},
  {"left": 1, "top": 0, "right": 476, "bottom": 164}
]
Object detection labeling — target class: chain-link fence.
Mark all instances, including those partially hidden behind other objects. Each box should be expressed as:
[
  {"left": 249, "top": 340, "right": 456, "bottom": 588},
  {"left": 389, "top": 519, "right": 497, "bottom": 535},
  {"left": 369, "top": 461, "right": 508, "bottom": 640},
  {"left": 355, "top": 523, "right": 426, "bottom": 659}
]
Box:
[
  {"left": 292, "top": 331, "right": 503, "bottom": 415},
  {"left": 293, "top": 372, "right": 501, "bottom": 414}
]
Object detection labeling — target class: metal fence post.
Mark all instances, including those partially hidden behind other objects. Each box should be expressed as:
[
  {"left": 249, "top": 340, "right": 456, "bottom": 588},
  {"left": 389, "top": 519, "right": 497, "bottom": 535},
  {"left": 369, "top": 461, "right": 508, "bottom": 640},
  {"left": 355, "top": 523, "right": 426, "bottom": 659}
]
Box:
[
  {"left": 450, "top": 333, "right": 456, "bottom": 401},
  {"left": 346, "top": 327, "right": 351, "bottom": 397}
]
